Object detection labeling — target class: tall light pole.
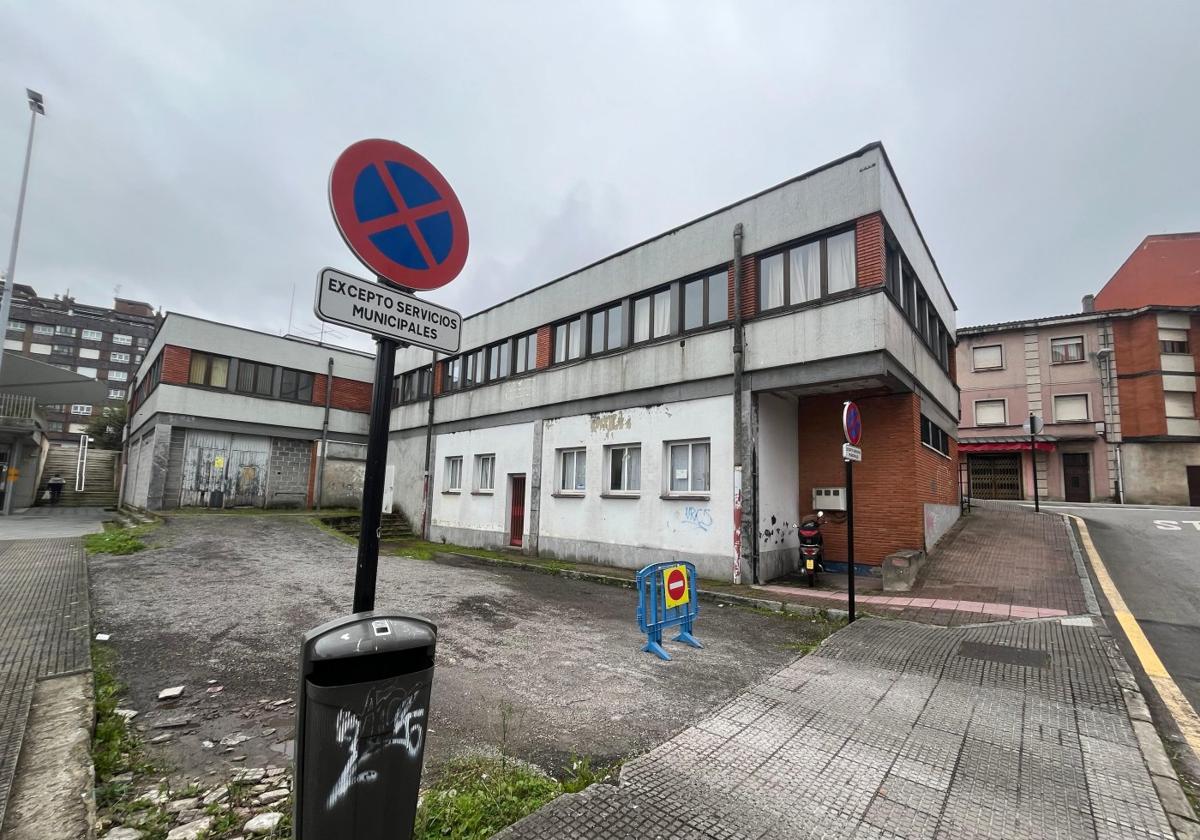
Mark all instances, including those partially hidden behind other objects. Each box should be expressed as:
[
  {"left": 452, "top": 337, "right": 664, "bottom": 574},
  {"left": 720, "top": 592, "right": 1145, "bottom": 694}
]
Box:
[{"left": 0, "top": 88, "right": 46, "bottom": 381}]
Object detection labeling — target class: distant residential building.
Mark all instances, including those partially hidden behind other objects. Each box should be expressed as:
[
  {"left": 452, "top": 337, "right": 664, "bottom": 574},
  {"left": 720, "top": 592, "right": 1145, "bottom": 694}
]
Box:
[
  {"left": 123, "top": 313, "right": 375, "bottom": 510},
  {"left": 957, "top": 312, "right": 1116, "bottom": 503},
  {"left": 2, "top": 283, "right": 160, "bottom": 440},
  {"left": 958, "top": 232, "right": 1200, "bottom": 506}
]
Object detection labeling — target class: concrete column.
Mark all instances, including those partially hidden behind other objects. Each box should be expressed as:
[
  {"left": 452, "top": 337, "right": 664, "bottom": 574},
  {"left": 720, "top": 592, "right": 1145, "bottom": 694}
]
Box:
[{"left": 527, "top": 420, "right": 544, "bottom": 555}]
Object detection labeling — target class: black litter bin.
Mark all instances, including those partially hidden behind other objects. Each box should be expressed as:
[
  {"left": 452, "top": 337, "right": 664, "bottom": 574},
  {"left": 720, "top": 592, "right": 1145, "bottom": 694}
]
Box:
[{"left": 294, "top": 612, "right": 437, "bottom": 840}]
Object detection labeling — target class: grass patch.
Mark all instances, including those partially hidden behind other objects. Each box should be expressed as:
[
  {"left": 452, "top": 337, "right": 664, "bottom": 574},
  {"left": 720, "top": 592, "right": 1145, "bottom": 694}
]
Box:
[
  {"left": 93, "top": 644, "right": 146, "bottom": 782},
  {"left": 85, "top": 523, "right": 157, "bottom": 556},
  {"left": 415, "top": 754, "right": 618, "bottom": 840}
]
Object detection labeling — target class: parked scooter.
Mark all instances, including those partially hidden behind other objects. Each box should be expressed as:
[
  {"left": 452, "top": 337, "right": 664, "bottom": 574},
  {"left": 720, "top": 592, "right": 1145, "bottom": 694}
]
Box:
[{"left": 798, "top": 511, "right": 825, "bottom": 587}]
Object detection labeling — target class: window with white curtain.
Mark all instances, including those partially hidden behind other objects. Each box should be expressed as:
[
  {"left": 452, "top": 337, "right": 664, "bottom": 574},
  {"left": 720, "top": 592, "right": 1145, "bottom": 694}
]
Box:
[
  {"left": 974, "top": 400, "right": 1007, "bottom": 426},
  {"left": 759, "top": 253, "right": 785, "bottom": 310},
  {"left": 444, "top": 456, "right": 462, "bottom": 491},
  {"left": 826, "top": 230, "right": 857, "bottom": 293},
  {"left": 652, "top": 289, "right": 671, "bottom": 337},
  {"left": 633, "top": 296, "right": 651, "bottom": 343},
  {"left": 559, "top": 448, "right": 586, "bottom": 493},
  {"left": 788, "top": 240, "right": 821, "bottom": 304},
  {"left": 607, "top": 445, "right": 641, "bottom": 493},
  {"left": 1053, "top": 394, "right": 1089, "bottom": 422}
]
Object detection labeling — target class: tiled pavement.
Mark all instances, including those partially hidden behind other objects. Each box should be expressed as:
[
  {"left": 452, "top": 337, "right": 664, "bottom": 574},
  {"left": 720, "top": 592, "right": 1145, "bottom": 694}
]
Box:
[
  {"left": 754, "top": 505, "right": 1088, "bottom": 627},
  {"left": 498, "top": 618, "right": 1180, "bottom": 840},
  {"left": 0, "top": 539, "right": 91, "bottom": 828}
]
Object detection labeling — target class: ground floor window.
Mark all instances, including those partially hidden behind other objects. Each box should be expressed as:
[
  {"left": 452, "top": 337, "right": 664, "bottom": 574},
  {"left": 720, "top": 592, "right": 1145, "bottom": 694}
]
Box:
[
  {"left": 558, "top": 448, "right": 586, "bottom": 493},
  {"left": 607, "top": 445, "right": 641, "bottom": 493},
  {"left": 444, "top": 456, "right": 462, "bottom": 491},
  {"left": 475, "top": 453, "right": 495, "bottom": 491},
  {"left": 920, "top": 415, "right": 951, "bottom": 457},
  {"left": 666, "top": 439, "right": 710, "bottom": 495}
]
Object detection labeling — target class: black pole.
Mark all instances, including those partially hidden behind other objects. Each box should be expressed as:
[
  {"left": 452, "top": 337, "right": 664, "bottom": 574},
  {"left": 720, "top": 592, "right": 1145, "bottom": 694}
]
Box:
[
  {"left": 354, "top": 335, "right": 399, "bottom": 613},
  {"left": 845, "top": 457, "right": 855, "bottom": 622},
  {"left": 1030, "top": 412, "right": 1039, "bottom": 514}
]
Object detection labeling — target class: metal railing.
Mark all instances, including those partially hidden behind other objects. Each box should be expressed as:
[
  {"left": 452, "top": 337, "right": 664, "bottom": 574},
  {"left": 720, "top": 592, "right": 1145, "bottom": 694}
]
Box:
[{"left": 0, "top": 392, "right": 37, "bottom": 420}]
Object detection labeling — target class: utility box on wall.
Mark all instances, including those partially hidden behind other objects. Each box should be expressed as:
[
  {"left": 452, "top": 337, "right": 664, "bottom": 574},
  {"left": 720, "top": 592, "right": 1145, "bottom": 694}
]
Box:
[{"left": 812, "top": 486, "right": 847, "bottom": 511}]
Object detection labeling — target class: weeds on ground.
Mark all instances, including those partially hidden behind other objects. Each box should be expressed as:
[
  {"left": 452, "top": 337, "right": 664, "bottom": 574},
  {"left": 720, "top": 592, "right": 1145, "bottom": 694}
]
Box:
[
  {"left": 92, "top": 644, "right": 150, "bottom": 782},
  {"left": 85, "top": 522, "right": 156, "bottom": 556}
]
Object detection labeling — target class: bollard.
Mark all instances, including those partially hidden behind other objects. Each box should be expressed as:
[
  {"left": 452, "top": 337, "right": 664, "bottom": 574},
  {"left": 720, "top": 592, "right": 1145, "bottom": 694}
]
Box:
[{"left": 294, "top": 612, "right": 436, "bottom": 840}]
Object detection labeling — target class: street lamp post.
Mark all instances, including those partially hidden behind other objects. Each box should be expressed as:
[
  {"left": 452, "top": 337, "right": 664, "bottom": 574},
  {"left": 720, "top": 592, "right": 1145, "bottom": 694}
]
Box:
[{"left": 0, "top": 88, "right": 47, "bottom": 381}]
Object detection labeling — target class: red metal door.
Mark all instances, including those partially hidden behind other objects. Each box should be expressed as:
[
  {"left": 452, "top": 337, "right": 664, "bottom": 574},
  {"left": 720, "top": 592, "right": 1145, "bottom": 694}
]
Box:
[{"left": 509, "top": 475, "right": 526, "bottom": 546}]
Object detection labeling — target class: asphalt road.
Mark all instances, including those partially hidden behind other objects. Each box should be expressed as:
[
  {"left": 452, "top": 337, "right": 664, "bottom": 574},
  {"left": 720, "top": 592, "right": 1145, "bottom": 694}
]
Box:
[{"left": 1037, "top": 502, "right": 1200, "bottom": 716}]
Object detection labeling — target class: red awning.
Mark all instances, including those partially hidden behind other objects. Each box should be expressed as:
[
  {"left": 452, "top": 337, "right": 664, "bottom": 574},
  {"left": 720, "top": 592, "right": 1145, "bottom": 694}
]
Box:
[{"left": 960, "top": 441, "right": 1056, "bottom": 453}]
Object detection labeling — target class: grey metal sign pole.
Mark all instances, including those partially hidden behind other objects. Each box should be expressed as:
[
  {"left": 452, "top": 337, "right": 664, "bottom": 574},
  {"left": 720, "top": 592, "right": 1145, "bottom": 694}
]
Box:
[
  {"left": 845, "top": 456, "right": 855, "bottom": 622},
  {"left": 354, "top": 333, "right": 399, "bottom": 613},
  {"left": 0, "top": 90, "right": 45, "bottom": 381}
]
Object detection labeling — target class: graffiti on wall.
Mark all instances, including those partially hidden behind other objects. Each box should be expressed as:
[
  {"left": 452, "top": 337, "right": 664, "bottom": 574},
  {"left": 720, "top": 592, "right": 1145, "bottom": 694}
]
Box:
[
  {"left": 326, "top": 682, "right": 427, "bottom": 810},
  {"left": 679, "top": 506, "right": 713, "bottom": 532},
  {"left": 760, "top": 514, "right": 800, "bottom": 546}
]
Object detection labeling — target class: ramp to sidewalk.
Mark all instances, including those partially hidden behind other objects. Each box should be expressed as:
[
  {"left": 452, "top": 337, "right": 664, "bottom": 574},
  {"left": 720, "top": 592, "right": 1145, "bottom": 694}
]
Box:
[
  {"left": 498, "top": 618, "right": 1176, "bottom": 839},
  {"left": 0, "top": 539, "right": 91, "bottom": 831}
]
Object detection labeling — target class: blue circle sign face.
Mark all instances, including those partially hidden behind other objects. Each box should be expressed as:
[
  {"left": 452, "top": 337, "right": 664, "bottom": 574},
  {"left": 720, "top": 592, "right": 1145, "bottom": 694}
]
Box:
[
  {"left": 329, "top": 139, "right": 469, "bottom": 291},
  {"left": 843, "top": 401, "right": 863, "bottom": 446}
]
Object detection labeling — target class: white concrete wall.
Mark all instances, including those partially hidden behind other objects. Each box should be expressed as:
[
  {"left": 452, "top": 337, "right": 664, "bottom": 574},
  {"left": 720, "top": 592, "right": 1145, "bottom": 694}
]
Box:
[
  {"left": 130, "top": 384, "right": 367, "bottom": 439},
  {"left": 879, "top": 161, "right": 955, "bottom": 331},
  {"left": 537, "top": 396, "right": 734, "bottom": 579},
  {"left": 134, "top": 313, "right": 376, "bottom": 388},
  {"left": 756, "top": 393, "right": 800, "bottom": 580},
  {"left": 428, "top": 422, "right": 534, "bottom": 547},
  {"left": 395, "top": 146, "right": 887, "bottom": 372}
]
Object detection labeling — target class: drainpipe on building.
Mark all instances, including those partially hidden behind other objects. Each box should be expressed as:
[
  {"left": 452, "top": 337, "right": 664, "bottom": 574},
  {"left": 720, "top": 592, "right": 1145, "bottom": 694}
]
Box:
[
  {"left": 421, "top": 351, "right": 438, "bottom": 540},
  {"left": 316, "top": 356, "right": 333, "bottom": 510},
  {"left": 732, "top": 223, "right": 750, "bottom": 585}
]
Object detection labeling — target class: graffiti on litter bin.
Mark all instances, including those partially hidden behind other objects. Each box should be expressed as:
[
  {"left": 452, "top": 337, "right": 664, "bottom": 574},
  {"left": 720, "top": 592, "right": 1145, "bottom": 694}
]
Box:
[{"left": 326, "top": 682, "right": 427, "bottom": 810}]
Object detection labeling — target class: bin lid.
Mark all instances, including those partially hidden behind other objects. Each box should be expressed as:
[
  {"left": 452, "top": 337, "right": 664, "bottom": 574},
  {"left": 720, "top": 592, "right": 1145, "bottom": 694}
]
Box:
[{"left": 306, "top": 612, "right": 436, "bottom": 662}]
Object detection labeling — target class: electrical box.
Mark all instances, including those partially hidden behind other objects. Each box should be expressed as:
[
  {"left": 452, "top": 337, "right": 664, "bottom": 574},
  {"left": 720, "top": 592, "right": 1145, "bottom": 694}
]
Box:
[{"left": 812, "top": 487, "right": 846, "bottom": 512}]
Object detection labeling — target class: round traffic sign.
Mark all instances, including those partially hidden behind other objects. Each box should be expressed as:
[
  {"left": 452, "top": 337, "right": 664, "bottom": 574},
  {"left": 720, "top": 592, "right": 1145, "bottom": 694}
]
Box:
[
  {"left": 665, "top": 567, "right": 687, "bottom": 604},
  {"left": 329, "top": 139, "right": 469, "bottom": 291},
  {"left": 843, "top": 401, "right": 863, "bottom": 446}
]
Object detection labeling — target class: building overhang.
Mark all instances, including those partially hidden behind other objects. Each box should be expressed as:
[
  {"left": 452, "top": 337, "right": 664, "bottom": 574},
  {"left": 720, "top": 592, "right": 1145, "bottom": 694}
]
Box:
[{"left": 0, "top": 354, "right": 108, "bottom": 404}]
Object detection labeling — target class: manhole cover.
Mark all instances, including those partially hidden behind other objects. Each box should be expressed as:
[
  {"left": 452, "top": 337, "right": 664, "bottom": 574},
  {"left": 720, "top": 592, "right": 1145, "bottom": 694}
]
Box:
[{"left": 957, "top": 641, "right": 1050, "bottom": 669}]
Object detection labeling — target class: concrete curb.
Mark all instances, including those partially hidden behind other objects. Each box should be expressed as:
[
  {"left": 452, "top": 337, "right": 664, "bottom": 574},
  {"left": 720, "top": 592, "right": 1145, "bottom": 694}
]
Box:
[
  {"left": 428, "top": 551, "right": 846, "bottom": 620},
  {"left": 1060, "top": 514, "right": 1200, "bottom": 836}
]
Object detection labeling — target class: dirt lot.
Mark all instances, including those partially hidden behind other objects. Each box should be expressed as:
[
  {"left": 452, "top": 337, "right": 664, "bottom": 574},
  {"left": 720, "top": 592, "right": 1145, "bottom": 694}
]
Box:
[{"left": 89, "top": 514, "right": 826, "bottom": 782}]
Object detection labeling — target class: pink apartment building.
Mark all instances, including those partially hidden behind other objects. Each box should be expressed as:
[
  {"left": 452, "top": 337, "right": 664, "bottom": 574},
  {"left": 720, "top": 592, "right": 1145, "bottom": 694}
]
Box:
[{"left": 957, "top": 311, "right": 1116, "bottom": 502}]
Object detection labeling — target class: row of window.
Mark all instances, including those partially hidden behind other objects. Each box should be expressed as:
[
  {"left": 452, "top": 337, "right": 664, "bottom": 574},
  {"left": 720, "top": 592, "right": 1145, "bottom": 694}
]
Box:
[
  {"left": 882, "top": 236, "right": 952, "bottom": 372},
  {"left": 6, "top": 320, "right": 146, "bottom": 346},
  {"left": 442, "top": 439, "right": 712, "bottom": 497},
  {"left": 971, "top": 330, "right": 1192, "bottom": 375},
  {"left": 3, "top": 338, "right": 142, "bottom": 366},
  {"left": 187, "top": 352, "right": 315, "bottom": 402},
  {"left": 919, "top": 415, "right": 951, "bottom": 457},
  {"left": 972, "top": 394, "right": 1093, "bottom": 427},
  {"left": 410, "top": 224, "right": 953, "bottom": 398}
]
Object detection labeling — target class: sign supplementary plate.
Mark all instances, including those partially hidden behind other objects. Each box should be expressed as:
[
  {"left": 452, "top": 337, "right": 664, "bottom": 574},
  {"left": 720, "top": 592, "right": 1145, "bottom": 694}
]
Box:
[
  {"left": 843, "top": 401, "right": 863, "bottom": 446},
  {"left": 315, "top": 267, "right": 462, "bottom": 354},
  {"left": 329, "top": 139, "right": 469, "bottom": 292},
  {"left": 663, "top": 564, "right": 690, "bottom": 609},
  {"left": 842, "top": 443, "right": 862, "bottom": 462}
]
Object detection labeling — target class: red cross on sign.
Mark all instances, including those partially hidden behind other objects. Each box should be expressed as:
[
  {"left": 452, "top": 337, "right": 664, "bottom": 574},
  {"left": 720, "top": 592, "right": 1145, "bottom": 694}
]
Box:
[
  {"left": 663, "top": 565, "right": 690, "bottom": 609},
  {"left": 329, "top": 139, "right": 469, "bottom": 291}
]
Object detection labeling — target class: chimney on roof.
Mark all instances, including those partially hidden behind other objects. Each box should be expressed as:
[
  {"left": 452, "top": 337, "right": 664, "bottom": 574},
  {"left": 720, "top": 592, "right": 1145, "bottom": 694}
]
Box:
[{"left": 1081, "top": 294, "right": 1095, "bottom": 313}]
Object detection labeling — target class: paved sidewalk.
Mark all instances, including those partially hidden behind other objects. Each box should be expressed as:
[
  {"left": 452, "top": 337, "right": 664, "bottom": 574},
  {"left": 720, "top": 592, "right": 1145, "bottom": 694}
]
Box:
[
  {"left": 0, "top": 539, "right": 91, "bottom": 829},
  {"left": 500, "top": 617, "right": 1178, "bottom": 839},
  {"left": 755, "top": 505, "right": 1088, "bottom": 627},
  {"left": 0, "top": 507, "right": 108, "bottom": 540}
]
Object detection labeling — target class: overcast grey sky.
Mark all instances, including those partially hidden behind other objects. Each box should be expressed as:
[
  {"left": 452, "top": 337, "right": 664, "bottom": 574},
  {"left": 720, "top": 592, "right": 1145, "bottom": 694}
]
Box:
[{"left": 1, "top": 1, "right": 1198, "bottom": 351}]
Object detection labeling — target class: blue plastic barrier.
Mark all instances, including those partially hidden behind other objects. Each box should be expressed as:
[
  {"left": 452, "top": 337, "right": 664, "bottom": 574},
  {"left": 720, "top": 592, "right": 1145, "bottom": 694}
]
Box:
[{"left": 636, "top": 561, "right": 703, "bottom": 661}]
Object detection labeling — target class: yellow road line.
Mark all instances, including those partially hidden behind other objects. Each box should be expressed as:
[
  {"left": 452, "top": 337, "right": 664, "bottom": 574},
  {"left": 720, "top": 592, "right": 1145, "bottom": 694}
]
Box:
[{"left": 1067, "top": 513, "right": 1200, "bottom": 760}]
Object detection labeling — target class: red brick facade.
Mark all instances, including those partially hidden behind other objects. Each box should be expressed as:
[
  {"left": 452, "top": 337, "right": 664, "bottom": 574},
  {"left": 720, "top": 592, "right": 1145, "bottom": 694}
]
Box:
[
  {"left": 1112, "top": 313, "right": 1167, "bottom": 438},
  {"left": 311, "top": 374, "right": 372, "bottom": 413},
  {"left": 796, "top": 392, "right": 957, "bottom": 566},
  {"left": 855, "top": 214, "right": 885, "bottom": 288},
  {"left": 432, "top": 362, "right": 445, "bottom": 396},
  {"left": 535, "top": 325, "right": 552, "bottom": 368},
  {"left": 161, "top": 345, "right": 192, "bottom": 384}
]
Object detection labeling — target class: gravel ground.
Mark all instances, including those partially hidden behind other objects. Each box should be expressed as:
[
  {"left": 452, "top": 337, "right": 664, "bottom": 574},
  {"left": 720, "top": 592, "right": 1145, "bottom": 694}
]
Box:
[{"left": 89, "top": 514, "right": 824, "bottom": 782}]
